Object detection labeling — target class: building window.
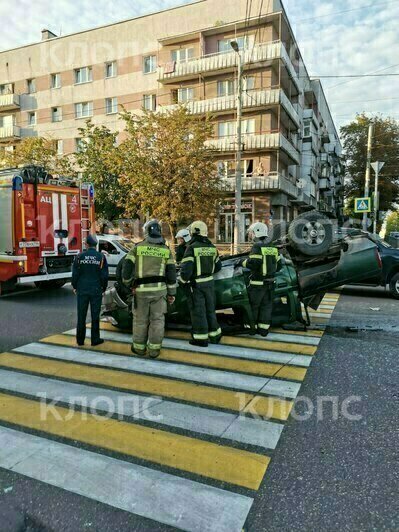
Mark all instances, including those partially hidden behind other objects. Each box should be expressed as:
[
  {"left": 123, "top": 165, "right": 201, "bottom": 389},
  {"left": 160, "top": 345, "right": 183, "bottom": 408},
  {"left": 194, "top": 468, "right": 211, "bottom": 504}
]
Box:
[
  {"left": 56, "top": 140, "right": 63, "bottom": 155},
  {"left": 171, "top": 47, "right": 194, "bottom": 63},
  {"left": 303, "top": 119, "right": 311, "bottom": 138},
  {"left": 177, "top": 88, "right": 194, "bottom": 103},
  {"left": 243, "top": 76, "right": 255, "bottom": 91},
  {"left": 28, "top": 112, "right": 36, "bottom": 126},
  {"left": 218, "top": 119, "right": 254, "bottom": 137},
  {"left": 75, "top": 102, "right": 93, "bottom": 119},
  {"left": 27, "top": 79, "right": 36, "bottom": 94},
  {"left": 143, "top": 94, "right": 157, "bottom": 111},
  {"left": 105, "top": 97, "right": 118, "bottom": 114},
  {"left": 51, "top": 107, "right": 62, "bottom": 122},
  {"left": 217, "top": 35, "right": 254, "bottom": 53},
  {"left": 105, "top": 61, "right": 117, "bottom": 78},
  {"left": 74, "top": 67, "right": 93, "bottom": 84},
  {"left": 75, "top": 138, "right": 85, "bottom": 153},
  {"left": 0, "top": 84, "right": 13, "bottom": 95},
  {"left": 51, "top": 73, "right": 61, "bottom": 89},
  {"left": 218, "top": 160, "right": 253, "bottom": 178},
  {"left": 0, "top": 117, "right": 4, "bottom": 127},
  {"left": 217, "top": 80, "right": 235, "bottom": 97},
  {"left": 143, "top": 55, "right": 157, "bottom": 74}
]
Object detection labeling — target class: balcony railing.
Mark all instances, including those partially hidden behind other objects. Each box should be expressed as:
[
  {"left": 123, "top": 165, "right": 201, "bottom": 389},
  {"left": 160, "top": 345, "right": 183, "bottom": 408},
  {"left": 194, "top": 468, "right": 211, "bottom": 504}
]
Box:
[
  {"left": 220, "top": 172, "right": 298, "bottom": 197},
  {"left": 0, "top": 125, "right": 21, "bottom": 141},
  {"left": 0, "top": 93, "right": 20, "bottom": 112},
  {"left": 205, "top": 132, "right": 300, "bottom": 163},
  {"left": 160, "top": 88, "right": 300, "bottom": 126},
  {"left": 159, "top": 40, "right": 299, "bottom": 88}
]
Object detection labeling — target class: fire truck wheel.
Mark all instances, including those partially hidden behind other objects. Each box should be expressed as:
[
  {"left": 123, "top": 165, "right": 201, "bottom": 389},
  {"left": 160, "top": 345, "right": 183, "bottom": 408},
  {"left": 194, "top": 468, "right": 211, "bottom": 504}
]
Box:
[{"left": 34, "top": 280, "right": 67, "bottom": 290}]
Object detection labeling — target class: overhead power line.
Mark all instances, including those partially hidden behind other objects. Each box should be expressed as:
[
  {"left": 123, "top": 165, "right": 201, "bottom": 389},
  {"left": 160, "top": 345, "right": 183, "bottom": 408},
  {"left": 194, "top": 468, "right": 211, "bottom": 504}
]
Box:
[{"left": 294, "top": 0, "right": 399, "bottom": 23}]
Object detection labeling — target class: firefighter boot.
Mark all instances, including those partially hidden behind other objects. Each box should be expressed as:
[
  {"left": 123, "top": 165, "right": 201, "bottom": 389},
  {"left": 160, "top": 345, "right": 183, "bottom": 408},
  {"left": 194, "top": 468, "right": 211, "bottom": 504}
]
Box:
[{"left": 131, "top": 344, "right": 146, "bottom": 357}]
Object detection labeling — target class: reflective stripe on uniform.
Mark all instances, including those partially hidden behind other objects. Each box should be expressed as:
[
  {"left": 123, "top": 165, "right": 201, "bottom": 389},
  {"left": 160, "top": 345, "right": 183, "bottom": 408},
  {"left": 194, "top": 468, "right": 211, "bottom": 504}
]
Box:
[
  {"left": 133, "top": 343, "right": 146, "bottom": 351},
  {"left": 258, "top": 323, "right": 270, "bottom": 330},
  {"left": 181, "top": 256, "right": 194, "bottom": 263},
  {"left": 249, "top": 254, "right": 263, "bottom": 260},
  {"left": 196, "top": 276, "right": 214, "bottom": 283},
  {"left": 193, "top": 333, "right": 209, "bottom": 340},
  {"left": 136, "top": 284, "right": 166, "bottom": 292},
  {"left": 209, "top": 328, "right": 222, "bottom": 338},
  {"left": 249, "top": 280, "right": 264, "bottom": 286},
  {"left": 148, "top": 343, "right": 162, "bottom": 351}
]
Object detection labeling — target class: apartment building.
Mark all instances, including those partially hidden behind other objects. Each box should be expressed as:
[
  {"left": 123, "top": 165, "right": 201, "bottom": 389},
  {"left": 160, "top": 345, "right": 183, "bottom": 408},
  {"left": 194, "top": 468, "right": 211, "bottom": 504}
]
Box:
[{"left": 0, "top": 0, "right": 344, "bottom": 242}]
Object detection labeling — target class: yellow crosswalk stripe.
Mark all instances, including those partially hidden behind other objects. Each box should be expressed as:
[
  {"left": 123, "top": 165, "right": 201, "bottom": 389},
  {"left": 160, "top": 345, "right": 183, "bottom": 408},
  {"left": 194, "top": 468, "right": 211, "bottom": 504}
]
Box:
[
  {"left": 0, "top": 391, "right": 269, "bottom": 490},
  {"left": 40, "top": 334, "right": 307, "bottom": 381},
  {"left": 0, "top": 353, "right": 293, "bottom": 420},
  {"left": 165, "top": 330, "right": 317, "bottom": 356}
]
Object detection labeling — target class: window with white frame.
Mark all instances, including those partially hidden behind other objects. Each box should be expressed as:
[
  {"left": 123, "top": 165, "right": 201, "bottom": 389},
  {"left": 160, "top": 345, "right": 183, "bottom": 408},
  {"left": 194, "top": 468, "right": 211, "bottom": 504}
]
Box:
[
  {"left": 171, "top": 47, "right": 194, "bottom": 63},
  {"left": 56, "top": 140, "right": 63, "bottom": 155},
  {"left": 303, "top": 119, "right": 311, "bottom": 138},
  {"left": 217, "top": 35, "right": 254, "bottom": 53},
  {"left": 218, "top": 159, "right": 254, "bottom": 178},
  {"left": 27, "top": 79, "right": 36, "bottom": 94},
  {"left": 105, "top": 97, "right": 118, "bottom": 114},
  {"left": 75, "top": 101, "right": 93, "bottom": 119},
  {"left": 105, "top": 61, "right": 117, "bottom": 78},
  {"left": 75, "top": 138, "right": 85, "bottom": 153},
  {"left": 218, "top": 119, "right": 255, "bottom": 137},
  {"left": 51, "top": 107, "right": 62, "bottom": 122},
  {"left": 143, "top": 94, "right": 156, "bottom": 111},
  {"left": 0, "top": 84, "right": 13, "bottom": 95},
  {"left": 243, "top": 76, "right": 255, "bottom": 91},
  {"left": 143, "top": 55, "right": 157, "bottom": 74},
  {"left": 217, "top": 79, "right": 235, "bottom": 97},
  {"left": 51, "top": 73, "right": 61, "bottom": 89},
  {"left": 74, "top": 67, "right": 93, "bottom": 84},
  {"left": 177, "top": 87, "right": 194, "bottom": 103},
  {"left": 28, "top": 112, "right": 36, "bottom": 126}
]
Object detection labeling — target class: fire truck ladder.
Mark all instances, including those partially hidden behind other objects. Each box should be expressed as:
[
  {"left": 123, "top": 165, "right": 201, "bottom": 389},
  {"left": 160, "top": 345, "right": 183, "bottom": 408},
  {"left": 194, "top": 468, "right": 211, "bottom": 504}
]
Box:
[{"left": 80, "top": 183, "right": 93, "bottom": 250}]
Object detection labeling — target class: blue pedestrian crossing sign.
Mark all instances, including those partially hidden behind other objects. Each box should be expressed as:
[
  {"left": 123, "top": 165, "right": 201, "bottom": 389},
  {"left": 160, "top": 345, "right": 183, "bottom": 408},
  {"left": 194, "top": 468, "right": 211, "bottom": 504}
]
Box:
[{"left": 354, "top": 197, "right": 371, "bottom": 213}]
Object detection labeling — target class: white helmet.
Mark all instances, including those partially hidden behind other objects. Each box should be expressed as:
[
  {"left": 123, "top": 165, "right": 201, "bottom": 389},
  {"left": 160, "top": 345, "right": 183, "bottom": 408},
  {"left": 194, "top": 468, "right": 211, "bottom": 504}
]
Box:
[
  {"left": 248, "top": 222, "right": 268, "bottom": 240},
  {"left": 190, "top": 220, "right": 208, "bottom": 237},
  {"left": 176, "top": 228, "right": 191, "bottom": 243}
]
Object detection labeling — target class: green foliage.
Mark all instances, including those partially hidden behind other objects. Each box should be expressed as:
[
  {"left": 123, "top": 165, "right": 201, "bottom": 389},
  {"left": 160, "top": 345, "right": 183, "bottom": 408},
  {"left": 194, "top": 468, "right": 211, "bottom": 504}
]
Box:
[
  {"left": 385, "top": 211, "right": 399, "bottom": 235},
  {"left": 341, "top": 114, "right": 399, "bottom": 214},
  {"left": 119, "top": 106, "right": 222, "bottom": 235}
]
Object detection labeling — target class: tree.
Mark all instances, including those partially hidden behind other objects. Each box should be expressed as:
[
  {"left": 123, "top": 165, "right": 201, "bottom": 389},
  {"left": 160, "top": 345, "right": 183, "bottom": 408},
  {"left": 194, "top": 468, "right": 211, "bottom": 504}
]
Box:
[
  {"left": 341, "top": 114, "right": 399, "bottom": 214},
  {"left": 76, "top": 120, "right": 129, "bottom": 222},
  {"left": 0, "top": 137, "right": 74, "bottom": 175},
  {"left": 119, "top": 107, "right": 222, "bottom": 236},
  {"left": 386, "top": 211, "right": 399, "bottom": 235}
]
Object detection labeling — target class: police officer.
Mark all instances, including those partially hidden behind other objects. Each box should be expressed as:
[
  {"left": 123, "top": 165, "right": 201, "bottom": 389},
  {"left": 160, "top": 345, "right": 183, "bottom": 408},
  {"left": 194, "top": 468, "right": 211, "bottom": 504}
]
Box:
[
  {"left": 72, "top": 234, "right": 109, "bottom": 347},
  {"left": 242, "top": 222, "right": 281, "bottom": 336},
  {"left": 122, "top": 220, "right": 176, "bottom": 359},
  {"left": 175, "top": 228, "right": 191, "bottom": 263},
  {"left": 180, "top": 221, "right": 222, "bottom": 347}
]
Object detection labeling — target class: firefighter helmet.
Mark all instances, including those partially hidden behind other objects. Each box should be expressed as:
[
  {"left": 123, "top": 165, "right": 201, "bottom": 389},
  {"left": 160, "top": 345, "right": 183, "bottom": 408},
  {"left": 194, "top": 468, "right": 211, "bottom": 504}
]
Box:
[
  {"left": 176, "top": 228, "right": 191, "bottom": 243},
  {"left": 190, "top": 221, "right": 208, "bottom": 237},
  {"left": 143, "top": 219, "right": 162, "bottom": 238},
  {"left": 248, "top": 222, "right": 268, "bottom": 239}
]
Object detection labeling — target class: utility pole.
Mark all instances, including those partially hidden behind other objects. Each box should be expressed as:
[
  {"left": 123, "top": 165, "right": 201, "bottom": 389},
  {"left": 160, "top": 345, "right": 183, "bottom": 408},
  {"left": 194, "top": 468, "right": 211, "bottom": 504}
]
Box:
[
  {"left": 231, "top": 40, "right": 243, "bottom": 254},
  {"left": 371, "top": 161, "right": 385, "bottom": 234},
  {"left": 362, "top": 124, "right": 374, "bottom": 231}
]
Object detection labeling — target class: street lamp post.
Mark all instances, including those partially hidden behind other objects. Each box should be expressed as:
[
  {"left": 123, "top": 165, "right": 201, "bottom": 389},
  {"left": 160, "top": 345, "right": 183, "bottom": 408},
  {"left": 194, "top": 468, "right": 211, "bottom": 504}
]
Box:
[
  {"left": 231, "top": 40, "right": 243, "bottom": 254},
  {"left": 371, "top": 161, "right": 385, "bottom": 234}
]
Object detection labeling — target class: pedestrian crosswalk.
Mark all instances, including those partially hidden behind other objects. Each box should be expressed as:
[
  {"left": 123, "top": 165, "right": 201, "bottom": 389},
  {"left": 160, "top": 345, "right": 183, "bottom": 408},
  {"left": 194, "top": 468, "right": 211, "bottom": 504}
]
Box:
[{"left": 0, "top": 293, "right": 340, "bottom": 531}]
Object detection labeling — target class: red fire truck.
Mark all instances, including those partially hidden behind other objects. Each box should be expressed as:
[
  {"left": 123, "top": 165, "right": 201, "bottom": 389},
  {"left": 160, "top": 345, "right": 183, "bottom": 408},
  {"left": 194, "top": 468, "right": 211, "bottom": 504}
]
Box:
[{"left": 0, "top": 165, "right": 95, "bottom": 294}]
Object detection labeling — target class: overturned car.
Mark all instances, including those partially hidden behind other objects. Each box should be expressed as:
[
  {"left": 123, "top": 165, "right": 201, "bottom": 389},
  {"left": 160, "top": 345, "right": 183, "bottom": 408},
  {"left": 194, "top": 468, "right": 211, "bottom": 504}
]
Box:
[{"left": 102, "top": 213, "right": 382, "bottom": 332}]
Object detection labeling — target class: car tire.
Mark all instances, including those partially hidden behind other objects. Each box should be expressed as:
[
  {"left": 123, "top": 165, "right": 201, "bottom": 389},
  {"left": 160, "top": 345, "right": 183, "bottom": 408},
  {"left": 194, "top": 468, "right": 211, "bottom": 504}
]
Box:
[
  {"left": 34, "top": 280, "right": 66, "bottom": 290},
  {"left": 389, "top": 273, "right": 399, "bottom": 299},
  {"left": 288, "top": 211, "right": 333, "bottom": 256}
]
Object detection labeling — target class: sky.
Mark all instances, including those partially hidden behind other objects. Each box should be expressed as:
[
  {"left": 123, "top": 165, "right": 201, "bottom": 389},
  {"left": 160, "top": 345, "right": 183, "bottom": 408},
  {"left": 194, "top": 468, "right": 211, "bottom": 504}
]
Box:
[{"left": 0, "top": 0, "right": 398, "bottom": 133}]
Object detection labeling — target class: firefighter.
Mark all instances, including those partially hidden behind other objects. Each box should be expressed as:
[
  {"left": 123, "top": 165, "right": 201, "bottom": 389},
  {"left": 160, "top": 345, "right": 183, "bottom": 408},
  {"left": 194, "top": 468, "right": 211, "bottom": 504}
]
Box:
[
  {"left": 72, "top": 234, "right": 109, "bottom": 347},
  {"left": 122, "top": 220, "right": 176, "bottom": 359},
  {"left": 180, "top": 221, "right": 222, "bottom": 347},
  {"left": 242, "top": 222, "right": 282, "bottom": 336},
  {"left": 175, "top": 228, "right": 191, "bottom": 263}
]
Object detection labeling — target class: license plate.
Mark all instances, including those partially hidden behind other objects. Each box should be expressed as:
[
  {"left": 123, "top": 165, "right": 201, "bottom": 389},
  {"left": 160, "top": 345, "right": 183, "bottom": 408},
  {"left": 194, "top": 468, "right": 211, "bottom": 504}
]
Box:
[{"left": 19, "top": 241, "right": 40, "bottom": 248}]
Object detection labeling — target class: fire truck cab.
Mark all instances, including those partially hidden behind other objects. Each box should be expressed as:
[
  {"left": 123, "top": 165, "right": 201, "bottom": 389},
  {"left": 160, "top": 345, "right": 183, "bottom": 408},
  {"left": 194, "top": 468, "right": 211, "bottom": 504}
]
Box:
[{"left": 0, "top": 165, "right": 95, "bottom": 294}]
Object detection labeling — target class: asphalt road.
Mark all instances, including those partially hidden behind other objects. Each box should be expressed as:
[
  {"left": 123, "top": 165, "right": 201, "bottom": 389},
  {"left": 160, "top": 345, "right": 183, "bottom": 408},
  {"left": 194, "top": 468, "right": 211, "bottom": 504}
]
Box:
[{"left": 0, "top": 284, "right": 397, "bottom": 531}]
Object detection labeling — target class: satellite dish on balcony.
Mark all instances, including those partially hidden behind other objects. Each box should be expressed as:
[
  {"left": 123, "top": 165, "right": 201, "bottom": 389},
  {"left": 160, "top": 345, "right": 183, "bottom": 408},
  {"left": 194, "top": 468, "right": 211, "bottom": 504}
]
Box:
[{"left": 297, "top": 178, "right": 306, "bottom": 189}]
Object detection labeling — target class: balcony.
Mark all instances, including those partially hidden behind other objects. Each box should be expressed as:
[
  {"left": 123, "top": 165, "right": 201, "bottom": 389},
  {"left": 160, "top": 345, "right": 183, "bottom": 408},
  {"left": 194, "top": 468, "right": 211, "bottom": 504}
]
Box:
[
  {"left": 319, "top": 178, "right": 331, "bottom": 191},
  {"left": 0, "top": 93, "right": 20, "bottom": 113},
  {"left": 0, "top": 125, "right": 21, "bottom": 142},
  {"left": 220, "top": 172, "right": 298, "bottom": 197},
  {"left": 206, "top": 132, "right": 300, "bottom": 163},
  {"left": 159, "top": 40, "right": 300, "bottom": 90},
  {"left": 161, "top": 88, "right": 300, "bottom": 127}
]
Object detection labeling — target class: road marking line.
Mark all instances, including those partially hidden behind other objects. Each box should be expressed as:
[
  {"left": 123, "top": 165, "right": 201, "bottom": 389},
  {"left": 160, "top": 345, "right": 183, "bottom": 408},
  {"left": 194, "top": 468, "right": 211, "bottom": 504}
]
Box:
[
  {"left": 35, "top": 338, "right": 302, "bottom": 397},
  {"left": 0, "top": 353, "right": 293, "bottom": 420},
  {"left": 0, "top": 426, "right": 254, "bottom": 531},
  {"left": 0, "top": 391, "right": 270, "bottom": 490},
  {"left": 0, "top": 369, "right": 284, "bottom": 450},
  {"left": 64, "top": 329, "right": 313, "bottom": 369}
]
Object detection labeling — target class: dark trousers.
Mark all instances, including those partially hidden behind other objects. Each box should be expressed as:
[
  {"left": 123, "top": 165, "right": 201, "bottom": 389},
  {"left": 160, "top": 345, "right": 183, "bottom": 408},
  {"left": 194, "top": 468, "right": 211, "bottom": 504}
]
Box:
[
  {"left": 76, "top": 292, "right": 102, "bottom": 345},
  {"left": 248, "top": 283, "right": 274, "bottom": 335},
  {"left": 187, "top": 281, "right": 222, "bottom": 343}
]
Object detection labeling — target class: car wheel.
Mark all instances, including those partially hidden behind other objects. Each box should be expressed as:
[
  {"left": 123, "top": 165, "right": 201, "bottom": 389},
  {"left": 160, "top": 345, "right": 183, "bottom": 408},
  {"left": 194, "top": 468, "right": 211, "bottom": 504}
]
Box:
[
  {"left": 389, "top": 273, "right": 399, "bottom": 299},
  {"left": 34, "top": 280, "right": 66, "bottom": 290},
  {"left": 288, "top": 212, "right": 333, "bottom": 256}
]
